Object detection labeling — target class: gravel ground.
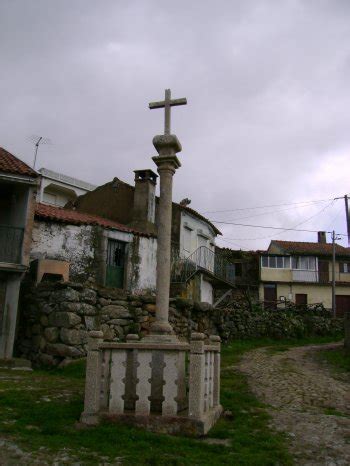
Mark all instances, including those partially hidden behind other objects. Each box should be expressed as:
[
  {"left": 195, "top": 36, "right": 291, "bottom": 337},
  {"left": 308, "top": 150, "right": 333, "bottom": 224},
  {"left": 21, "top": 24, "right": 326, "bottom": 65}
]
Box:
[{"left": 238, "top": 342, "right": 350, "bottom": 466}]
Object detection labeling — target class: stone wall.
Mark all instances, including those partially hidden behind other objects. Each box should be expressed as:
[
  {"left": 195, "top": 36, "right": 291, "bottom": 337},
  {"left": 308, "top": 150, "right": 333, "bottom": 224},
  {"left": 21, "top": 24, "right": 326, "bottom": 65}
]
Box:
[{"left": 16, "top": 281, "right": 344, "bottom": 367}]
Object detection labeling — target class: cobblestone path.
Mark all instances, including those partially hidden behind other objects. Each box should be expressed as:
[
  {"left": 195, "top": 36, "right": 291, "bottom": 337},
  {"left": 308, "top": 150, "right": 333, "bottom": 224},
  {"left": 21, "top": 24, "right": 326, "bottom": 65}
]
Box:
[{"left": 238, "top": 342, "right": 350, "bottom": 466}]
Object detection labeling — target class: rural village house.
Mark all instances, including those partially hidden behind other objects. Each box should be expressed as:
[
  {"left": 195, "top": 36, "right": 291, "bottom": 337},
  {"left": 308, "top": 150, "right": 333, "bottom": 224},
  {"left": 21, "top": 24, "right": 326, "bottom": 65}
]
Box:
[
  {"left": 65, "top": 169, "right": 235, "bottom": 304},
  {"left": 0, "top": 147, "right": 38, "bottom": 358},
  {"left": 260, "top": 233, "right": 350, "bottom": 315},
  {"left": 38, "top": 167, "right": 96, "bottom": 207},
  {"left": 31, "top": 202, "right": 157, "bottom": 293}
]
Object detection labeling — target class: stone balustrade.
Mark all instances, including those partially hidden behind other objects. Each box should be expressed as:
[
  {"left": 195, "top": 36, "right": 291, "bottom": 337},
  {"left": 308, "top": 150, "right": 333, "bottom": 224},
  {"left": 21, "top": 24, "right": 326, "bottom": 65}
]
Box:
[{"left": 81, "top": 331, "right": 222, "bottom": 436}]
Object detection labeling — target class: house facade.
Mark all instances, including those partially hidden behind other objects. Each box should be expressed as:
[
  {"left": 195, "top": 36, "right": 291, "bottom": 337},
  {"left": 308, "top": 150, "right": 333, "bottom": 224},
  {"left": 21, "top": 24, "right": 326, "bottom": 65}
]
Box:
[
  {"left": 0, "top": 147, "right": 38, "bottom": 358},
  {"left": 260, "top": 233, "right": 350, "bottom": 316},
  {"left": 68, "top": 170, "right": 232, "bottom": 304},
  {"left": 38, "top": 168, "right": 96, "bottom": 207},
  {"left": 31, "top": 203, "right": 157, "bottom": 293}
]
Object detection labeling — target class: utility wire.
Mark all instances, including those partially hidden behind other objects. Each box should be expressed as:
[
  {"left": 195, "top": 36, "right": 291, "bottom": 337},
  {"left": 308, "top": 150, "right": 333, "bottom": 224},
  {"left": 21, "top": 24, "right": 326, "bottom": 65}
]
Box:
[
  {"left": 218, "top": 199, "right": 329, "bottom": 223},
  {"left": 202, "top": 197, "right": 336, "bottom": 214},
  {"left": 214, "top": 200, "right": 346, "bottom": 240}
]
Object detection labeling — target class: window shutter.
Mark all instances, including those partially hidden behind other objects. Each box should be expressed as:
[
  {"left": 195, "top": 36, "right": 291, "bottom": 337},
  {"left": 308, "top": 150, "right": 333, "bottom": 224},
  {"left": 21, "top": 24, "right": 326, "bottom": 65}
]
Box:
[{"left": 339, "top": 262, "right": 344, "bottom": 273}]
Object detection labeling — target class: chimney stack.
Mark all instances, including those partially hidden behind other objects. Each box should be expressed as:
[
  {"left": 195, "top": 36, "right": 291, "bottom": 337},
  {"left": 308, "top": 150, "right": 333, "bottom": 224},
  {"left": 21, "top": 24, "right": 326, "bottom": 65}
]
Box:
[
  {"left": 318, "top": 231, "right": 327, "bottom": 244},
  {"left": 129, "top": 169, "right": 158, "bottom": 235}
]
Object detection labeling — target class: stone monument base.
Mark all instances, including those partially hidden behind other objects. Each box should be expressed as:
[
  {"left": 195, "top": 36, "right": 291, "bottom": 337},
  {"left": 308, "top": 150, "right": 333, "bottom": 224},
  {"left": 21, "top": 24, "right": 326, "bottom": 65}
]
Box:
[
  {"left": 82, "top": 405, "right": 223, "bottom": 437},
  {"left": 80, "top": 332, "right": 222, "bottom": 436}
]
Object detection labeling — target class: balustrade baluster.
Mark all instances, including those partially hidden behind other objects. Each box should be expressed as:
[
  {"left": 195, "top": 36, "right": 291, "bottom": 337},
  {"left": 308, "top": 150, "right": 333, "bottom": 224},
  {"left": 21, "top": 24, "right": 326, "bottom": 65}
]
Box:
[
  {"left": 109, "top": 350, "right": 127, "bottom": 414},
  {"left": 100, "top": 349, "right": 111, "bottom": 409},
  {"left": 162, "top": 351, "right": 178, "bottom": 416},
  {"left": 135, "top": 350, "right": 152, "bottom": 415}
]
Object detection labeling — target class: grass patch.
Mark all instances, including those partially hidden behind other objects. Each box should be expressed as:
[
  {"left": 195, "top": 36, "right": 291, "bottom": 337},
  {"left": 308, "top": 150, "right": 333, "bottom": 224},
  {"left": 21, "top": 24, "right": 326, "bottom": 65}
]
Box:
[
  {"left": 0, "top": 336, "right": 340, "bottom": 465},
  {"left": 323, "top": 407, "right": 348, "bottom": 417},
  {"left": 319, "top": 346, "right": 350, "bottom": 374}
]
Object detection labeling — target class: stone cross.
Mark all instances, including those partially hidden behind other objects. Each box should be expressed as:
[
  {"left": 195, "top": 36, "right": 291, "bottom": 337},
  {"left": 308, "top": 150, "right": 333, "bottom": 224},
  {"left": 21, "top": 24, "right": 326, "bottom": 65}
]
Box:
[{"left": 149, "top": 89, "right": 187, "bottom": 135}]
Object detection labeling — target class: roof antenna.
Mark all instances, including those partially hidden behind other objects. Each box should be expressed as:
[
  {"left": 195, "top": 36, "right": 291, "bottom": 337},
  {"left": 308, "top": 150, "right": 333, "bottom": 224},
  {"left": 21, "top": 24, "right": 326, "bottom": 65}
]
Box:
[{"left": 28, "top": 135, "right": 52, "bottom": 169}]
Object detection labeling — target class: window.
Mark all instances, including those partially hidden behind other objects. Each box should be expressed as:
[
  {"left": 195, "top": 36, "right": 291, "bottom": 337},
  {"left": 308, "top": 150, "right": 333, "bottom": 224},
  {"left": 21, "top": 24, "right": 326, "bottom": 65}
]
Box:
[
  {"left": 339, "top": 262, "right": 350, "bottom": 273},
  {"left": 292, "top": 256, "right": 317, "bottom": 270},
  {"left": 261, "top": 256, "right": 291, "bottom": 268},
  {"left": 197, "top": 234, "right": 208, "bottom": 249},
  {"left": 235, "top": 263, "right": 242, "bottom": 277},
  {"left": 183, "top": 227, "right": 192, "bottom": 253}
]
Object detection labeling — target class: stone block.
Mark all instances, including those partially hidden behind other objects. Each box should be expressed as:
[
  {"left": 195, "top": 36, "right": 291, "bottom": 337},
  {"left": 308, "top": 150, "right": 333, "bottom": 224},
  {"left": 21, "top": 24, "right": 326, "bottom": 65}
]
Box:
[
  {"left": 81, "top": 289, "right": 97, "bottom": 304},
  {"left": 38, "top": 353, "right": 56, "bottom": 366},
  {"left": 44, "top": 327, "right": 59, "bottom": 343},
  {"left": 40, "top": 303, "right": 53, "bottom": 314},
  {"left": 60, "top": 302, "right": 82, "bottom": 313},
  {"left": 84, "top": 316, "right": 99, "bottom": 331},
  {"left": 144, "top": 304, "right": 156, "bottom": 313},
  {"left": 48, "top": 312, "right": 81, "bottom": 328},
  {"left": 40, "top": 315, "right": 49, "bottom": 327},
  {"left": 102, "top": 305, "right": 131, "bottom": 319},
  {"left": 60, "top": 328, "right": 88, "bottom": 345},
  {"left": 50, "top": 287, "right": 80, "bottom": 303},
  {"left": 46, "top": 343, "right": 83, "bottom": 358},
  {"left": 81, "top": 303, "right": 97, "bottom": 316},
  {"left": 108, "top": 319, "right": 130, "bottom": 326},
  {"left": 101, "top": 324, "right": 115, "bottom": 341}
]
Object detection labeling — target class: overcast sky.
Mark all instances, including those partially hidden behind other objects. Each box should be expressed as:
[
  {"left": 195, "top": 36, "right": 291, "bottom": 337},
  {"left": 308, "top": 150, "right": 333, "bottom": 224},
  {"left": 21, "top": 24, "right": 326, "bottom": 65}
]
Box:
[{"left": 1, "top": 0, "right": 350, "bottom": 250}]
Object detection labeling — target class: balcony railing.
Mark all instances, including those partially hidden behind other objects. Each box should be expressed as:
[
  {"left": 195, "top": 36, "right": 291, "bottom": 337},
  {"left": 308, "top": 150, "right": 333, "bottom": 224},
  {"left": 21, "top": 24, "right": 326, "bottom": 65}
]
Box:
[
  {"left": 171, "top": 246, "right": 235, "bottom": 285},
  {"left": 292, "top": 269, "right": 345, "bottom": 283},
  {"left": 0, "top": 225, "right": 24, "bottom": 264}
]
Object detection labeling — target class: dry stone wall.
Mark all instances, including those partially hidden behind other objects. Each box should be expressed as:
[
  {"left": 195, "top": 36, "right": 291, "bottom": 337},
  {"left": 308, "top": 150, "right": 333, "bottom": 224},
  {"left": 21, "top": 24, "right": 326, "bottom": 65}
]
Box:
[{"left": 17, "top": 281, "right": 344, "bottom": 367}]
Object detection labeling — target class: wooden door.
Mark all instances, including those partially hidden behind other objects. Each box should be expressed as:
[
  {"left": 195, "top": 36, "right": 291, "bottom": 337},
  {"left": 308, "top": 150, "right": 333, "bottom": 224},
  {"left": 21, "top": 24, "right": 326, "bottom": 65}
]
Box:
[
  {"left": 295, "top": 293, "right": 307, "bottom": 306},
  {"left": 106, "top": 240, "right": 126, "bottom": 289},
  {"left": 318, "top": 261, "right": 329, "bottom": 283},
  {"left": 264, "top": 284, "right": 277, "bottom": 309},
  {"left": 335, "top": 295, "right": 350, "bottom": 317}
]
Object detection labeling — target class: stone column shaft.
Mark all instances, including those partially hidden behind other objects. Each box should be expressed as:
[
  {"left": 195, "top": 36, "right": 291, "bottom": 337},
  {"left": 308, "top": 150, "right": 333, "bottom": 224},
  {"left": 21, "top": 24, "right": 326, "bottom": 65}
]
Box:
[
  {"left": 149, "top": 134, "right": 181, "bottom": 338},
  {"left": 155, "top": 164, "right": 174, "bottom": 330}
]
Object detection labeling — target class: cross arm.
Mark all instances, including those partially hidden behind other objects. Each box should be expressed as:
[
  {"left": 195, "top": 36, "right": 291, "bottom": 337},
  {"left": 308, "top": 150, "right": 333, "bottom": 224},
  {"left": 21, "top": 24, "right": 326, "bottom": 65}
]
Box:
[{"left": 149, "top": 97, "right": 187, "bottom": 109}]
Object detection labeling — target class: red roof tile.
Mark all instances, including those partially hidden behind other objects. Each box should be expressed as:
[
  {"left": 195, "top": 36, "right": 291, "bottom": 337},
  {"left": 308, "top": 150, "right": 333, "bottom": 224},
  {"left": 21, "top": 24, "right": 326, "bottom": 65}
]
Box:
[
  {"left": 35, "top": 203, "right": 155, "bottom": 237},
  {"left": 270, "top": 240, "right": 350, "bottom": 257},
  {"left": 0, "top": 147, "right": 38, "bottom": 178}
]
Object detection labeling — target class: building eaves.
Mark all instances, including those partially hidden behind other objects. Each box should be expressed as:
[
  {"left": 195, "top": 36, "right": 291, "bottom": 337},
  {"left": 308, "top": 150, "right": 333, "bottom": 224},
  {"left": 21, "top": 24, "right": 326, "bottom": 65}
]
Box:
[
  {"left": 269, "top": 240, "right": 350, "bottom": 258},
  {"left": 176, "top": 204, "right": 222, "bottom": 236},
  {"left": 34, "top": 203, "right": 156, "bottom": 238},
  {"left": 0, "top": 147, "right": 38, "bottom": 178}
]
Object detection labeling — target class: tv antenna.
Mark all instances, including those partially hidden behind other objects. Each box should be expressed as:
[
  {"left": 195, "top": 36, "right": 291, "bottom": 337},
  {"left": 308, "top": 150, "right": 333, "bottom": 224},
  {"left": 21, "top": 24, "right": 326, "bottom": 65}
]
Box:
[{"left": 28, "top": 135, "right": 52, "bottom": 169}]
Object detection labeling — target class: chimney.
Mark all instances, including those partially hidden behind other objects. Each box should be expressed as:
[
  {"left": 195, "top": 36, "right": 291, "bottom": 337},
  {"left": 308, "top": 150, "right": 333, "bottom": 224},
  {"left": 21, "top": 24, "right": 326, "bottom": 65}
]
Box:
[
  {"left": 129, "top": 169, "right": 158, "bottom": 235},
  {"left": 318, "top": 231, "right": 327, "bottom": 244}
]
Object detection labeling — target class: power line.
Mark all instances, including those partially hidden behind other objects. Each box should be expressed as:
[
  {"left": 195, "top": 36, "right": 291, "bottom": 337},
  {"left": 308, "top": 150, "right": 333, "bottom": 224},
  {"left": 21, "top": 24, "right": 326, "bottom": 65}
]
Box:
[
  {"left": 219, "top": 199, "right": 330, "bottom": 223},
  {"left": 213, "top": 200, "right": 347, "bottom": 238},
  {"left": 202, "top": 197, "right": 336, "bottom": 215}
]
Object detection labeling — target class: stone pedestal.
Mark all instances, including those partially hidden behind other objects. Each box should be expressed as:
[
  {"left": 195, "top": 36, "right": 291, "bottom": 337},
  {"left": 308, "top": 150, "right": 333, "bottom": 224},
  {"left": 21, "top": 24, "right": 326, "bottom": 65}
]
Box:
[{"left": 80, "top": 331, "right": 222, "bottom": 436}]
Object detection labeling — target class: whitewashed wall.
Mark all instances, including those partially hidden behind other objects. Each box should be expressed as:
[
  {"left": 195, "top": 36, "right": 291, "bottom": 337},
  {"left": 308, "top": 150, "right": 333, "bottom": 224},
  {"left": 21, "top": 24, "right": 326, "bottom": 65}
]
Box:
[
  {"left": 135, "top": 236, "right": 157, "bottom": 292},
  {"left": 31, "top": 220, "right": 157, "bottom": 293},
  {"left": 180, "top": 211, "right": 216, "bottom": 258},
  {"left": 31, "top": 221, "right": 95, "bottom": 279}
]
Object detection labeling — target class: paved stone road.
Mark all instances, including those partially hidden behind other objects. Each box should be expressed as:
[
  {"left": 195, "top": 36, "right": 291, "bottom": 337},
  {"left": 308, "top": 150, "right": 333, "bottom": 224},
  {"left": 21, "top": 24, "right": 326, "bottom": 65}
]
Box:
[{"left": 238, "top": 342, "right": 350, "bottom": 466}]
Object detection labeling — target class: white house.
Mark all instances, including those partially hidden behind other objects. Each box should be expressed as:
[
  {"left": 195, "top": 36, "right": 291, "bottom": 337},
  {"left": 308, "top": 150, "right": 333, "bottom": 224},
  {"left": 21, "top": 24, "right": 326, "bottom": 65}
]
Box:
[{"left": 38, "top": 168, "right": 96, "bottom": 207}]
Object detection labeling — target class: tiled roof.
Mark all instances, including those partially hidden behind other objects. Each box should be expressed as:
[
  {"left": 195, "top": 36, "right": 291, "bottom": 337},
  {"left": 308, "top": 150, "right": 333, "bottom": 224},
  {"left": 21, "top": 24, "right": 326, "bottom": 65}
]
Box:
[
  {"left": 270, "top": 240, "right": 350, "bottom": 257},
  {"left": 0, "top": 147, "right": 38, "bottom": 178},
  {"left": 35, "top": 203, "right": 155, "bottom": 237},
  {"left": 178, "top": 204, "right": 222, "bottom": 236}
]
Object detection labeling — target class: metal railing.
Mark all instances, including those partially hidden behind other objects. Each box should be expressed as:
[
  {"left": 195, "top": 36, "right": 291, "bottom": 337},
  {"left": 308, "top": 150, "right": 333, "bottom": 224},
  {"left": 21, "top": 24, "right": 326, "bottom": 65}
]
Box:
[
  {"left": 292, "top": 269, "right": 346, "bottom": 283},
  {"left": 171, "top": 246, "right": 235, "bottom": 285},
  {"left": 0, "top": 225, "right": 24, "bottom": 264}
]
